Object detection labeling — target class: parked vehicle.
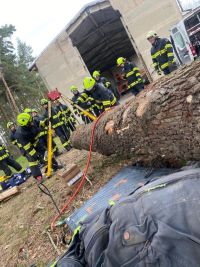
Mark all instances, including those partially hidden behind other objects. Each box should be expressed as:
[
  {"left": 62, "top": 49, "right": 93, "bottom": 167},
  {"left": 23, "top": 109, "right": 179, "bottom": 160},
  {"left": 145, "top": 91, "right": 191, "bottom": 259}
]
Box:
[{"left": 170, "top": 7, "right": 200, "bottom": 65}]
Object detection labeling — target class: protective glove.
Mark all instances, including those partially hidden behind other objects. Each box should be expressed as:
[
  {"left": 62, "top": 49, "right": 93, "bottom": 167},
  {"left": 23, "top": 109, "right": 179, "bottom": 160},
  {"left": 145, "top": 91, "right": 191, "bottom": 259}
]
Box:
[
  {"left": 105, "top": 81, "right": 111, "bottom": 88},
  {"left": 35, "top": 175, "right": 43, "bottom": 184}
]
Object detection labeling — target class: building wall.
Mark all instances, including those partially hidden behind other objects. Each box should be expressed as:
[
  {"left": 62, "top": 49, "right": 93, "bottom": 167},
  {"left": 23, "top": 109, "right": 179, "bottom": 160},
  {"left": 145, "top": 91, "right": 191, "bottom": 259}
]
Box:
[
  {"left": 36, "top": 31, "right": 89, "bottom": 98},
  {"left": 35, "top": 0, "right": 182, "bottom": 96},
  {"left": 110, "top": 0, "right": 182, "bottom": 76}
]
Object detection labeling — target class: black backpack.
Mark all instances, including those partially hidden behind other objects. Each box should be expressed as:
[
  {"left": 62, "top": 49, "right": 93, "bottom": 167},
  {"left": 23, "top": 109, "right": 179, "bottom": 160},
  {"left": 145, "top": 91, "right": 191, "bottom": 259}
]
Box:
[{"left": 56, "top": 169, "right": 200, "bottom": 267}]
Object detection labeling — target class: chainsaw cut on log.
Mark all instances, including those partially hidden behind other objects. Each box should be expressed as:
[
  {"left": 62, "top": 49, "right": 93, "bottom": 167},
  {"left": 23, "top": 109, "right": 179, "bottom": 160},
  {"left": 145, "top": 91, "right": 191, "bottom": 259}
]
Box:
[{"left": 71, "top": 60, "right": 200, "bottom": 167}]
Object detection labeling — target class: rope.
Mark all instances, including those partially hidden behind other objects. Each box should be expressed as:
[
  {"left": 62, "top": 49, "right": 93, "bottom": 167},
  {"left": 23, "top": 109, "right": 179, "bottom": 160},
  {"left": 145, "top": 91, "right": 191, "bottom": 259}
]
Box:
[{"left": 50, "top": 111, "right": 105, "bottom": 231}]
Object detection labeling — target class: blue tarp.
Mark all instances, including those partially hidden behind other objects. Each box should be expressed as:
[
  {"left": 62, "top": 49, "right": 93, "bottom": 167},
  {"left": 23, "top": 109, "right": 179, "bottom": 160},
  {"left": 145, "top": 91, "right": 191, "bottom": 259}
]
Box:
[
  {"left": 0, "top": 168, "right": 31, "bottom": 190},
  {"left": 65, "top": 166, "right": 175, "bottom": 230}
]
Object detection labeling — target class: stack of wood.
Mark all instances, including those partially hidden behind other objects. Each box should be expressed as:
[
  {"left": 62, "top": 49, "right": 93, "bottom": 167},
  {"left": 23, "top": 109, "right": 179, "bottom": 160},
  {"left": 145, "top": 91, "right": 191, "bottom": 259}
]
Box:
[{"left": 58, "top": 164, "right": 83, "bottom": 190}]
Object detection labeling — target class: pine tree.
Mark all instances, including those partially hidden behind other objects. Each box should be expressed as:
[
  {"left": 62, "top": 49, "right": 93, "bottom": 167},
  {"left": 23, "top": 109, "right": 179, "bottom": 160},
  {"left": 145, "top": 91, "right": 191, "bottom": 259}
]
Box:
[{"left": 0, "top": 24, "right": 47, "bottom": 154}]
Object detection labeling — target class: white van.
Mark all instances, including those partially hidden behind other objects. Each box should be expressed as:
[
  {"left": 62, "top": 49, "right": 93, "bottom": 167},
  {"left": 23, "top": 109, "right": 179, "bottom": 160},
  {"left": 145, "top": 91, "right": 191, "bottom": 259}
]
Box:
[{"left": 170, "top": 7, "right": 200, "bottom": 65}]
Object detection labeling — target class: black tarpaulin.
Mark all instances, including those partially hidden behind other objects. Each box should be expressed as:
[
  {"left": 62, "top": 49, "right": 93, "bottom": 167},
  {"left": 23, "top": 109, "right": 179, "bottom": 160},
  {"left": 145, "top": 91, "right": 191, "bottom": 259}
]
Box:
[{"left": 69, "top": 5, "right": 136, "bottom": 72}]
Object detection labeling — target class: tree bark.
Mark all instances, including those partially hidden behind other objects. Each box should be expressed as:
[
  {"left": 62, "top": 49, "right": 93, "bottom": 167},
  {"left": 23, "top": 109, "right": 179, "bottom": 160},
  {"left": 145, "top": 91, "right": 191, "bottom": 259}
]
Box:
[{"left": 71, "top": 61, "right": 200, "bottom": 166}]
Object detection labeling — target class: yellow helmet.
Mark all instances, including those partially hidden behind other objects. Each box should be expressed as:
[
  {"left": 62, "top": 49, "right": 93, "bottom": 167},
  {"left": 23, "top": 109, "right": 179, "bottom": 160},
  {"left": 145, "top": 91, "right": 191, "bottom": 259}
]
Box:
[
  {"left": 24, "top": 108, "right": 32, "bottom": 113},
  {"left": 17, "top": 113, "right": 32, "bottom": 127},
  {"left": 92, "top": 70, "right": 100, "bottom": 79},
  {"left": 31, "top": 108, "right": 38, "bottom": 113},
  {"left": 70, "top": 85, "right": 78, "bottom": 92},
  {"left": 7, "top": 121, "right": 14, "bottom": 129},
  {"left": 117, "top": 57, "right": 125, "bottom": 66},
  {"left": 146, "top": 30, "right": 157, "bottom": 39},
  {"left": 83, "top": 77, "right": 96, "bottom": 91},
  {"left": 40, "top": 98, "right": 48, "bottom": 105}
]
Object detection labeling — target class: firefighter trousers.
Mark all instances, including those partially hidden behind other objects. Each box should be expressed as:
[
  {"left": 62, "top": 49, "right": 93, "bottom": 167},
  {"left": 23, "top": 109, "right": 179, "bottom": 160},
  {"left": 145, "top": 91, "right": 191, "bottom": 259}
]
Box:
[
  {"left": 0, "top": 157, "right": 22, "bottom": 178},
  {"left": 55, "top": 126, "right": 71, "bottom": 150}
]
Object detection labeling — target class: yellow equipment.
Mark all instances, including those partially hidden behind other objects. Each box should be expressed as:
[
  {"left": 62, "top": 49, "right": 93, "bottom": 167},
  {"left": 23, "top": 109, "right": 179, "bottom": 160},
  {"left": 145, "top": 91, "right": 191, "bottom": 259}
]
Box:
[
  {"left": 61, "top": 95, "right": 97, "bottom": 121},
  {"left": 47, "top": 100, "right": 53, "bottom": 177}
]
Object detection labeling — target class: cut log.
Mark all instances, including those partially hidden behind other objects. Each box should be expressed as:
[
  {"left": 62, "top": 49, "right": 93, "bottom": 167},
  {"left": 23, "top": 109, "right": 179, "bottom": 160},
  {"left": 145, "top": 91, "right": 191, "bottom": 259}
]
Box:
[
  {"left": 0, "top": 186, "right": 20, "bottom": 202},
  {"left": 71, "top": 60, "right": 200, "bottom": 167}
]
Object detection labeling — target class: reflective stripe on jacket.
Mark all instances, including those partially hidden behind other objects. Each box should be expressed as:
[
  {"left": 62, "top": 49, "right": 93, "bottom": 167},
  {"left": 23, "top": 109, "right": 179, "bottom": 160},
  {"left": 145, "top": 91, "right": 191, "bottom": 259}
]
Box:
[
  {"left": 151, "top": 37, "right": 176, "bottom": 71},
  {"left": 122, "top": 62, "right": 143, "bottom": 89}
]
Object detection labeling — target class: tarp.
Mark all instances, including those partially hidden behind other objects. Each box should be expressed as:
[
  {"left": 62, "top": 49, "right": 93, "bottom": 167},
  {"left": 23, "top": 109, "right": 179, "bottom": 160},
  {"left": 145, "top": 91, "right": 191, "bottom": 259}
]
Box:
[
  {"left": 69, "top": 5, "right": 135, "bottom": 72},
  {"left": 65, "top": 166, "right": 175, "bottom": 230},
  {"left": 0, "top": 168, "right": 31, "bottom": 191}
]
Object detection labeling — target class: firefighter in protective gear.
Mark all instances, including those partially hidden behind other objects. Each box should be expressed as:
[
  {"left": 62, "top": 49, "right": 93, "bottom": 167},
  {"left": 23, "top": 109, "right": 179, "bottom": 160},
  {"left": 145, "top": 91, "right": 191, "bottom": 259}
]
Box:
[
  {"left": 0, "top": 143, "right": 23, "bottom": 180},
  {"left": 31, "top": 108, "right": 38, "bottom": 117},
  {"left": 7, "top": 121, "right": 25, "bottom": 155},
  {"left": 80, "top": 77, "right": 117, "bottom": 114},
  {"left": 40, "top": 99, "right": 71, "bottom": 151},
  {"left": 31, "top": 107, "right": 60, "bottom": 157},
  {"left": 16, "top": 113, "right": 60, "bottom": 182},
  {"left": 117, "top": 57, "right": 144, "bottom": 96},
  {"left": 92, "top": 71, "right": 120, "bottom": 100},
  {"left": 53, "top": 99, "right": 76, "bottom": 132},
  {"left": 24, "top": 108, "right": 32, "bottom": 114},
  {"left": 70, "top": 85, "right": 93, "bottom": 124},
  {"left": 146, "top": 30, "right": 177, "bottom": 75}
]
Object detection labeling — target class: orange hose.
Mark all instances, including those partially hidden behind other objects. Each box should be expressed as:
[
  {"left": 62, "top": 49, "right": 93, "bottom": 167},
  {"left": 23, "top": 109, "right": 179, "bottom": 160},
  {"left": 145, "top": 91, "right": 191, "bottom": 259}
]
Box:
[{"left": 50, "top": 111, "right": 105, "bottom": 231}]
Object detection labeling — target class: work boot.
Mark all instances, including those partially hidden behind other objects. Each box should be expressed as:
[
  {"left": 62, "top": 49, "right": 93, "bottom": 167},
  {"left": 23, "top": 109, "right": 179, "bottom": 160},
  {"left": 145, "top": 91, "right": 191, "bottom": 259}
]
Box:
[
  {"left": 66, "top": 144, "right": 72, "bottom": 152},
  {"left": 54, "top": 150, "right": 62, "bottom": 157},
  {"left": 52, "top": 163, "right": 63, "bottom": 172}
]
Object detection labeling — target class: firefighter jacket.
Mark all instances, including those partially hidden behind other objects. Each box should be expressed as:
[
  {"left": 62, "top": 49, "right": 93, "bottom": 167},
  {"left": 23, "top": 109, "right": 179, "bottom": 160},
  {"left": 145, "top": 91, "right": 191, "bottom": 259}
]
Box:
[
  {"left": 72, "top": 92, "right": 93, "bottom": 115},
  {"left": 151, "top": 37, "right": 176, "bottom": 72},
  {"left": 9, "top": 129, "right": 24, "bottom": 154},
  {"left": 0, "top": 143, "right": 9, "bottom": 161},
  {"left": 98, "top": 76, "right": 111, "bottom": 88},
  {"left": 41, "top": 107, "right": 64, "bottom": 130},
  {"left": 122, "top": 62, "right": 143, "bottom": 89},
  {"left": 78, "top": 84, "right": 116, "bottom": 111},
  {"left": 16, "top": 125, "right": 43, "bottom": 177},
  {"left": 54, "top": 103, "right": 75, "bottom": 125}
]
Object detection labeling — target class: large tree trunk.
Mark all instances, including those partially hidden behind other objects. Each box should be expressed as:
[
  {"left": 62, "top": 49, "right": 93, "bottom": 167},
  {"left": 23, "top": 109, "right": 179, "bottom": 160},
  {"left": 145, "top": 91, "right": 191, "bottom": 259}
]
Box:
[{"left": 71, "top": 61, "right": 200, "bottom": 166}]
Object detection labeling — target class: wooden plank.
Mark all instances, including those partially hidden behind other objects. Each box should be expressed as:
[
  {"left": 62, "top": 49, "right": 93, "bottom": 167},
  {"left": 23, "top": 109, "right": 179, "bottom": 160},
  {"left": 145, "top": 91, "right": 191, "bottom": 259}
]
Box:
[
  {"left": 57, "top": 164, "right": 79, "bottom": 179},
  {"left": 63, "top": 167, "right": 80, "bottom": 183},
  {"left": 57, "top": 164, "right": 81, "bottom": 183},
  {"left": 0, "top": 186, "right": 20, "bottom": 202}
]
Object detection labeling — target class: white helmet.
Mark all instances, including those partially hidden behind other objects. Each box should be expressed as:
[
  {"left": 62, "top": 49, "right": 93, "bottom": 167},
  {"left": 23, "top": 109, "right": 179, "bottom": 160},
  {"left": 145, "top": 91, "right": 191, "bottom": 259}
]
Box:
[{"left": 146, "top": 30, "right": 157, "bottom": 39}]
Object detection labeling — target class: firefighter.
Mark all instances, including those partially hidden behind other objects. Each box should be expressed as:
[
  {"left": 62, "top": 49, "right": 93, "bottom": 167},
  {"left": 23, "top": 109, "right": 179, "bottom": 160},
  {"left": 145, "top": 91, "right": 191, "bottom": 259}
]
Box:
[
  {"left": 16, "top": 113, "right": 60, "bottom": 182},
  {"left": 92, "top": 70, "right": 120, "bottom": 100},
  {"left": 7, "top": 121, "right": 25, "bottom": 155},
  {"left": 30, "top": 109, "right": 43, "bottom": 128},
  {"left": 31, "top": 108, "right": 39, "bottom": 119},
  {"left": 40, "top": 99, "right": 71, "bottom": 151},
  {"left": 146, "top": 30, "right": 177, "bottom": 75},
  {"left": 0, "top": 142, "right": 23, "bottom": 181},
  {"left": 24, "top": 108, "right": 32, "bottom": 114},
  {"left": 116, "top": 57, "right": 144, "bottom": 96},
  {"left": 53, "top": 99, "right": 76, "bottom": 132},
  {"left": 79, "top": 77, "right": 117, "bottom": 114},
  {"left": 70, "top": 85, "right": 93, "bottom": 124},
  {"left": 29, "top": 108, "right": 60, "bottom": 156}
]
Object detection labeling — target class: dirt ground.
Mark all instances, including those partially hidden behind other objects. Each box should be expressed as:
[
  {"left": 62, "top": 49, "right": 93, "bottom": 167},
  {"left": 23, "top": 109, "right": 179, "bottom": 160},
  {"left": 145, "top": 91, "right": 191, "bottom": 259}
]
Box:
[{"left": 0, "top": 148, "right": 133, "bottom": 267}]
